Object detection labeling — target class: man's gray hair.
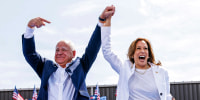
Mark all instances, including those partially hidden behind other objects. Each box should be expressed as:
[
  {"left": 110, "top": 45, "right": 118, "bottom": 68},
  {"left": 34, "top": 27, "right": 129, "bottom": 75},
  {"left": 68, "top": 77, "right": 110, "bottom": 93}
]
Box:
[{"left": 57, "top": 40, "right": 75, "bottom": 51}]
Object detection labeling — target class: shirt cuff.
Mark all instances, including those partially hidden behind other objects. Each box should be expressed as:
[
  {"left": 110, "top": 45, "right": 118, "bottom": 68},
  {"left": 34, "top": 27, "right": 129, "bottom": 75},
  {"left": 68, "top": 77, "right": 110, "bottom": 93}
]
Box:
[
  {"left": 24, "top": 26, "right": 34, "bottom": 39},
  {"left": 98, "top": 21, "right": 103, "bottom": 27}
]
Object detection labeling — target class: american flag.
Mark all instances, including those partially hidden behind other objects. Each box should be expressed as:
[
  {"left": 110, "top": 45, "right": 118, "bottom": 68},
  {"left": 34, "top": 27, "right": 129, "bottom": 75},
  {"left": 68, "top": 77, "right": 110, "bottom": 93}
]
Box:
[
  {"left": 12, "top": 86, "right": 24, "bottom": 100},
  {"left": 90, "top": 95, "right": 97, "bottom": 100},
  {"left": 115, "top": 88, "right": 117, "bottom": 97},
  {"left": 94, "top": 84, "right": 100, "bottom": 100},
  {"left": 32, "top": 85, "right": 38, "bottom": 100}
]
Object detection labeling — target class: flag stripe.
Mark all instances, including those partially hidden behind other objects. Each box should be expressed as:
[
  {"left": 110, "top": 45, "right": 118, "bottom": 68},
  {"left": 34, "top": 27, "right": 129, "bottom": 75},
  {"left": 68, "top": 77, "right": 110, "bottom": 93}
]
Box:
[{"left": 13, "top": 86, "right": 24, "bottom": 100}]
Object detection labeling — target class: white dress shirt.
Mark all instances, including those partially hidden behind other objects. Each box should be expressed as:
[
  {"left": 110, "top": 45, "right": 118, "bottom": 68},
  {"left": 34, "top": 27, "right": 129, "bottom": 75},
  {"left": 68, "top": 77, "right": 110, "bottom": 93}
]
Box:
[{"left": 48, "top": 63, "right": 75, "bottom": 100}]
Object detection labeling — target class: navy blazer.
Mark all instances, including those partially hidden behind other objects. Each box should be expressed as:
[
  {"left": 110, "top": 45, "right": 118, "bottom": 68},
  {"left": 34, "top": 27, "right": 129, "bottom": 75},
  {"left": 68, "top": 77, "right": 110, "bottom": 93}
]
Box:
[{"left": 22, "top": 24, "right": 101, "bottom": 100}]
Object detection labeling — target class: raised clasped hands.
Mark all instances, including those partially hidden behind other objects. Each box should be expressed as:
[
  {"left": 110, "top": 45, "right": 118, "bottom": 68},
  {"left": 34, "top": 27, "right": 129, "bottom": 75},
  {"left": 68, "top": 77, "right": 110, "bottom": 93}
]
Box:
[
  {"left": 100, "top": 5, "right": 115, "bottom": 21},
  {"left": 28, "top": 17, "right": 51, "bottom": 28},
  {"left": 101, "top": 5, "right": 115, "bottom": 26}
]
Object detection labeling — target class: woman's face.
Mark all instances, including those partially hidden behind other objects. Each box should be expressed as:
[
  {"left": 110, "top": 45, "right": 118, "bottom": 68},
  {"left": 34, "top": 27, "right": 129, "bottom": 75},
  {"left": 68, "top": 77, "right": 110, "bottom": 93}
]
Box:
[{"left": 133, "top": 40, "right": 149, "bottom": 68}]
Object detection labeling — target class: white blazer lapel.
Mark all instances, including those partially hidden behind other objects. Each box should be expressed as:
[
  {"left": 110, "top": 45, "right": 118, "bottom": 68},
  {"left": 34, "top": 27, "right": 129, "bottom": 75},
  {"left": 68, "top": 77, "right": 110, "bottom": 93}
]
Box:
[{"left": 152, "top": 65, "right": 165, "bottom": 100}]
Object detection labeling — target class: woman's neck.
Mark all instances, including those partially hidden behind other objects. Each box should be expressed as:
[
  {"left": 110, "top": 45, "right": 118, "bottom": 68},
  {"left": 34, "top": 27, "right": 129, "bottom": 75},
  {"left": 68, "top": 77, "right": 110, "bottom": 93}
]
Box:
[{"left": 135, "top": 64, "right": 150, "bottom": 69}]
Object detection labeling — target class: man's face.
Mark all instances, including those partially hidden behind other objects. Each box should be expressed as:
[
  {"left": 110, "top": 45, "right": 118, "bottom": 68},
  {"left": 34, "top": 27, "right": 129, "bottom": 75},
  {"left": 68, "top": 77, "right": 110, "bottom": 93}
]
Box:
[{"left": 54, "top": 41, "right": 75, "bottom": 68}]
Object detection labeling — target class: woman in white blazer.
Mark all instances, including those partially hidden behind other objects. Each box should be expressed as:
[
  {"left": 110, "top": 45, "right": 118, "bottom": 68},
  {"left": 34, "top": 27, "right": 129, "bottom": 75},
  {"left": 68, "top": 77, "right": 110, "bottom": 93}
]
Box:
[{"left": 100, "top": 6, "right": 174, "bottom": 100}]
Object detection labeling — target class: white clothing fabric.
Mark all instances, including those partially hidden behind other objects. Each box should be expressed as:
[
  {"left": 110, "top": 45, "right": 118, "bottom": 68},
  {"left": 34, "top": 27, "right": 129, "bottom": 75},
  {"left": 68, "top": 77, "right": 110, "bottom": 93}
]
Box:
[
  {"left": 48, "top": 63, "right": 75, "bottom": 100},
  {"left": 101, "top": 26, "right": 172, "bottom": 100},
  {"left": 129, "top": 68, "right": 160, "bottom": 100},
  {"left": 24, "top": 27, "right": 34, "bottom": 39}
]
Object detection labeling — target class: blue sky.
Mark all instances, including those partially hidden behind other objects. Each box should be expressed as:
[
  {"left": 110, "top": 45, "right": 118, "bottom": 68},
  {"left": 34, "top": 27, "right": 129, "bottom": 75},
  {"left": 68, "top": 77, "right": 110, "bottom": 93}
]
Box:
[{"left": 0, "top": 0, "right": 200, "bottom": 89}]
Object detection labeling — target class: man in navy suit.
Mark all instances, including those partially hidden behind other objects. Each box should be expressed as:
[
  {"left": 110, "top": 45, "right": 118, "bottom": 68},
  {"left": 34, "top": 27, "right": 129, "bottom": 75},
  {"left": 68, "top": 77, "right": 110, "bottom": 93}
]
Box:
[{"left": 22, "top": 6, "right": 115, "bottom": 100}]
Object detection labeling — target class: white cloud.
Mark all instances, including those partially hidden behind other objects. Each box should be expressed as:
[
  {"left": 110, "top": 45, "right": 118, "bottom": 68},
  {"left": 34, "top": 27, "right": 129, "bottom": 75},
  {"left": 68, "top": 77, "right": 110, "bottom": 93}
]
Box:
[
  {"left": 40, "top": 27, "right": 57, "bottom": 35},
  {"left": 139, "top": 0, "right": 151, "bottom": 16},
  {"left": 64, "top": 26, "right": 93, "bottom": 35},
  {"left": 148, "top": 0, "right": 182, "bottom": 6},
  {"left": 60, "top": 0, "right": 101, "bottom": 17},
  {"left": 100, "top": 75, "right": 119, "bottom": 85}
]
